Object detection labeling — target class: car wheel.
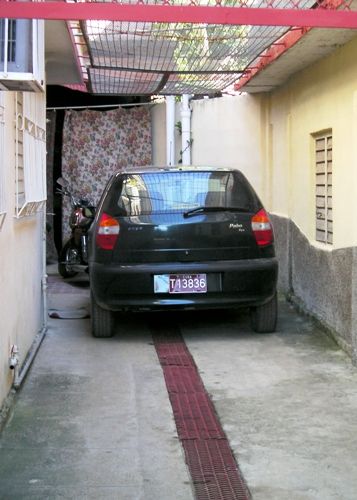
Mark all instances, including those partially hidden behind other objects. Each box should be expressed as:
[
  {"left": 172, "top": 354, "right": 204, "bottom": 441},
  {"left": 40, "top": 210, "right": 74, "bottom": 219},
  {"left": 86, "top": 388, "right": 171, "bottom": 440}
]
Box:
[
  {"left": 91, "top": 292, "right": 114, "bottom": 338},
  {"left": 250, "top": 293, "right": 277, "bottom": 333}
]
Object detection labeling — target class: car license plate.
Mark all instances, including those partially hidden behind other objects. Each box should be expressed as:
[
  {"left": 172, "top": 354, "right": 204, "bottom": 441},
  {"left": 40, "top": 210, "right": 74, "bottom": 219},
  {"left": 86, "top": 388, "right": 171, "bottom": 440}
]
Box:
[{"left": 154, "top": 274, "right": 207, "bottom": 294}]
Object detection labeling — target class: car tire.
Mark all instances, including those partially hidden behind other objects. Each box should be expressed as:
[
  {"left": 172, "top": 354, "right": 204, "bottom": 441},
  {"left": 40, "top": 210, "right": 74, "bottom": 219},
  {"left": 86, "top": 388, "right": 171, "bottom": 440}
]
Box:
[
  {"left": 250, "top": 293, "right": 277, "bottom": 333},
  {"left": 91, "top": 292, "right": 115, "bottom": 338}
]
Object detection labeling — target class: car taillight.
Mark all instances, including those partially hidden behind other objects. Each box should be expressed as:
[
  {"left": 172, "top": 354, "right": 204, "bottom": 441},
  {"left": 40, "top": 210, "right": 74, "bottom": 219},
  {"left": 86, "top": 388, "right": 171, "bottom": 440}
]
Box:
[
  {"left": 96, "top": 213, "right": 120, "bottom": 250},
  {"left": 251, "top": 209, "right": 274, "bottom": 247}
]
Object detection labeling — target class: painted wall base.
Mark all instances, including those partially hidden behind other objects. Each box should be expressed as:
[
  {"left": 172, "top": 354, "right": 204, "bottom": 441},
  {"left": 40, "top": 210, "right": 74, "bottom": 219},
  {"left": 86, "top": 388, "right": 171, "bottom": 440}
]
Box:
[{"left": 272, "top": 214, "right": 355, "bottom": 359}]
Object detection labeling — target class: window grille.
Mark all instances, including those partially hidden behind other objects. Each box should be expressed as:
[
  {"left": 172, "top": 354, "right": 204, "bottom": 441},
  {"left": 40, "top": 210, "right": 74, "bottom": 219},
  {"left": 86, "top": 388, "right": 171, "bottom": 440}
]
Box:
[
  {"left": 14, "top": 92, "right": 46, "bottom": 218},
  {"left": 0, "top": 19, "right": 44, "bottom": 92},
  {"left": 0, "top": 92, "right": 6, "bottom": 228},
  {"left": 0, "top": 19, "right": 16, "bottom": 65},
  {"left": 315, "top": 132, "right": 332, "bottom": 245}
]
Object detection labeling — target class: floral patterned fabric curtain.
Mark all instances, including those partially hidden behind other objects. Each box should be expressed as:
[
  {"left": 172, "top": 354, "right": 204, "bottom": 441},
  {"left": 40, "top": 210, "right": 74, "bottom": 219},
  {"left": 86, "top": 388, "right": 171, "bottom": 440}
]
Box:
[
  {"left": 46, "top": 110, "right": 58, "bottom": 262},
  {"left": 61, "top": 106, "right": 152, "bottom": 240}
]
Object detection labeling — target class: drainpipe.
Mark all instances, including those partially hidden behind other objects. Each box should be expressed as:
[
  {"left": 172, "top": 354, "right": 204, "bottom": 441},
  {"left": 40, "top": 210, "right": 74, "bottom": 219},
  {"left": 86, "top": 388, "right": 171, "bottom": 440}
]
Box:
[
  {"left": 181, "top": 95, "right": 192, "bottom": 166},
  {"left": 166, "top": 96, "right": 176, "bottom": 166},
  {"left": 41, "top": 203, "right": 48, "bottom": 334},
  {"left": 352, "top": 246, "right": 357, "bottom": 366},
  {"left": 352, "top": 91, "right": 357, "bottom": 365},
  {"left": 13, "top": 328, "right": 46, "bottom": 389}
]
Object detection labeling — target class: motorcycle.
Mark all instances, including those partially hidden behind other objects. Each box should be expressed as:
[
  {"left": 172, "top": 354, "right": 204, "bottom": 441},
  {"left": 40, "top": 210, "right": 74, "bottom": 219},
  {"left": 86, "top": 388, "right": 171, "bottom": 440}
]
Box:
[{"left": 56, "top": 177, "right": 95, "bottom": 278}]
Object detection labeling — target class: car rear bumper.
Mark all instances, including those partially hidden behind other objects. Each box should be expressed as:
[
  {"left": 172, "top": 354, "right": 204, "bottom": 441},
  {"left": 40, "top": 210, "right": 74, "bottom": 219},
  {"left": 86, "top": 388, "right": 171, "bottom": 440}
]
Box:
[{"left": 90, "top": 258, "right": 278, "bottom": 312}]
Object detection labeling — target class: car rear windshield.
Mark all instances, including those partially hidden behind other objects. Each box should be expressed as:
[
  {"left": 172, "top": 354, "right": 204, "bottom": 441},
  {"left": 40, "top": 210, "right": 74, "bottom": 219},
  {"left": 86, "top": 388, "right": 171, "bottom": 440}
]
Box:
[{"left": 105, "top": 170, "right": 260, "bottom": 216}]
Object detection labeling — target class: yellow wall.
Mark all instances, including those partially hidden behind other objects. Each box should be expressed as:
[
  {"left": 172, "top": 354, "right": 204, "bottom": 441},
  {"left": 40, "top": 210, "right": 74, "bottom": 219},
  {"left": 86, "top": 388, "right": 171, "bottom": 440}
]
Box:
[{"left": 268, "top": 35, "right": 357, "bottom": 249}]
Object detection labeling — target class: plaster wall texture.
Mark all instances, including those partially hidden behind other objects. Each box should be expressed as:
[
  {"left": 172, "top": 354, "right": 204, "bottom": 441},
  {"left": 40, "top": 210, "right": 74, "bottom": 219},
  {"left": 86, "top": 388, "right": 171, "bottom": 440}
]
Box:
[
  {"left": 191, "top": 94, "right": 265, "bottom": 201},
  {"left": 151, "top": 101, "right": 181, "bottom": 166},
  {"left": 151, "top": 95, "right": 263, "bottom": 192},
  {"left": 272, "top": 214, "right": 353, "bottom": 354},
  {"left": 0, "top": 92, "right": 45, "bottom": 409},
  {"left": 266, "top": 36, "right": 357, "bottom": 355},
  {"left": 268, "top": 35, "right": 357, "bottom": 250}
]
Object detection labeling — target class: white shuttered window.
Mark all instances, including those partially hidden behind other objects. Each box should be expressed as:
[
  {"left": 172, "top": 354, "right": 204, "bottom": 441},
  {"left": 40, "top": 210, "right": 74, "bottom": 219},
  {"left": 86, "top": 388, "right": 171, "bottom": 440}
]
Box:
[
  {"left": 315, "top": 132, "right": 333, "bottom": 245},
  {"left": 15, "top": 92, "right": 46, "bottom": 217}
]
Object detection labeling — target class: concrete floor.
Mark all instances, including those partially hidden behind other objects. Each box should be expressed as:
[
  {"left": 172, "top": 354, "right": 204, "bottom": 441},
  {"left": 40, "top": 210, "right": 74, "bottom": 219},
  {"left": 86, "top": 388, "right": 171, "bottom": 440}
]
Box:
[{"left": 1, "top": 271, "right": 357, "bottom": 499}]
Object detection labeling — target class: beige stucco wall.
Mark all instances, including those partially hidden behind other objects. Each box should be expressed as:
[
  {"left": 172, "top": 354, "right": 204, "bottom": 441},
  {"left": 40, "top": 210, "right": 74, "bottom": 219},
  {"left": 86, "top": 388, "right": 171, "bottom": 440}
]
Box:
[
  {"left": 265, "top": 35, "right": 357, "bottom": 355},
  {"left": 151, "top": 102, "right": 166, "bottom": 166},
  {"left": 151, "top": 100, "right": 182, "bottom": 166},
  {"left": 151, "top": 95, "right": 264, "bottom": 188},
  {"left": 268, "top": 35, "right": 357, "bottom": 250},
  {"left": 191, "top": 95, "right": 265, "bottom": 201},
  {"left": 0, "top": 92, "right": 45, "bottom": 409}
]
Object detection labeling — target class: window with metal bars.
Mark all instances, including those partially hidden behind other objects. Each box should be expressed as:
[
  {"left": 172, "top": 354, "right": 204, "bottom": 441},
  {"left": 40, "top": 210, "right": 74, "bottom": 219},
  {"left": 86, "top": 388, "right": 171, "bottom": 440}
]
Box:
[
  {"left": 315, "top": 132, "right": 333, "bottom": 245},
  {"left": 0, "top": 19, "right": 33, "bottom": 74},
  {"left": 0, "top": 19, "right": 16, "bottom": 64},
  {"left": 14, "top": 92, "right": 46, "bottom": 218},
  {"left": 0, "top": 92, "right": 6, "bottom": 228}
]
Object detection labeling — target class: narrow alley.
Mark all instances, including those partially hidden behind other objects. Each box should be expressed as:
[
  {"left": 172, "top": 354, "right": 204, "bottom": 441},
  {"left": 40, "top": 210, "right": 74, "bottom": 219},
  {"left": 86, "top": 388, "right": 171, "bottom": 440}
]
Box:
[{"left": 1, "top": 269, "right": 357, "bottom": 499}]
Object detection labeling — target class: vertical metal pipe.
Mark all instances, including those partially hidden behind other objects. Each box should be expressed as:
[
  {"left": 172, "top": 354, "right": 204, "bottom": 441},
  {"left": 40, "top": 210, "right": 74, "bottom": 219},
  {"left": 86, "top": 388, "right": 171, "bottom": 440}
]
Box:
[
  {"left": 181, "top": 94, "right": 191, "bottom": 166},
  {"left": 166, "top": 96, "right": 175, "bottom": 166}
]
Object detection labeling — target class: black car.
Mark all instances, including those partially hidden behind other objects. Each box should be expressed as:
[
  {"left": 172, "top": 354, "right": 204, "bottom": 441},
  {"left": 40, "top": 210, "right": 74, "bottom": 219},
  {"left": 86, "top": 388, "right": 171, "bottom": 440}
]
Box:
[{"left": 88, "top": 166, "right": 278, "bottom": 337}]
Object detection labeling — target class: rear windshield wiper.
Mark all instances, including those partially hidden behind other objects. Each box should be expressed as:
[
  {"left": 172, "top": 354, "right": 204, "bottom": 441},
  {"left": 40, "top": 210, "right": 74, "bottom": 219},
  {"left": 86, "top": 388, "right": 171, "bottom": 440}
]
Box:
[{"left": 183, "top": 206, "right": 250, "bottom": 218}]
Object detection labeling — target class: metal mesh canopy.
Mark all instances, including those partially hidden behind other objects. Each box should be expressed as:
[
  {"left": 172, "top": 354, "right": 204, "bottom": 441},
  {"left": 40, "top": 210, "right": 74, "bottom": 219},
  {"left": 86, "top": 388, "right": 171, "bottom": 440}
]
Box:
[
  {"left": 81, "top": 20, "right": 287, "bottom": 94},
  {"left": 64, "top": 0, "right": 340, "bottom": 95}
]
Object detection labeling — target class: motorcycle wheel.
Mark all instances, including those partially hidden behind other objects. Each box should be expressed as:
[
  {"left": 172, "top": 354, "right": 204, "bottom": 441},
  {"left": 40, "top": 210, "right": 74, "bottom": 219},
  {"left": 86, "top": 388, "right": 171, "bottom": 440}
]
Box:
[{"left": 58, "top": 241, "right": 79, "bottom": 278}]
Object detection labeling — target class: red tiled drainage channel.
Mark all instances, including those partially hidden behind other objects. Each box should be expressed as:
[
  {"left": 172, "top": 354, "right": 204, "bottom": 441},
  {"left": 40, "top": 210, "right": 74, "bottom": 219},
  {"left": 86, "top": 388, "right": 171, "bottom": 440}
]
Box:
[{"left": 152, "top": 325, "right": 250, "bottom": 500}]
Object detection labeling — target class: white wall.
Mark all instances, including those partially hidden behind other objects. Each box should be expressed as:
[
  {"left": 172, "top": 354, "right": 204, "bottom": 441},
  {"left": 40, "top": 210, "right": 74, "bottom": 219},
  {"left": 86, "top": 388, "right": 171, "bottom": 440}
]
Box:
[
  {"left": 151, "top": 95, "right": 266, "bottom": 201},
  {"left": 0, "top": 92, "right": 45, "bottom": 408},
  {"left": 151, "top": 100, "right": 181, "bottom": 166},
  {"left": 151, "top": 102, "right": 166, "bottom": 166},
  {"left": 191, "top": 95, "right": 266, "bottom": 202}
]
